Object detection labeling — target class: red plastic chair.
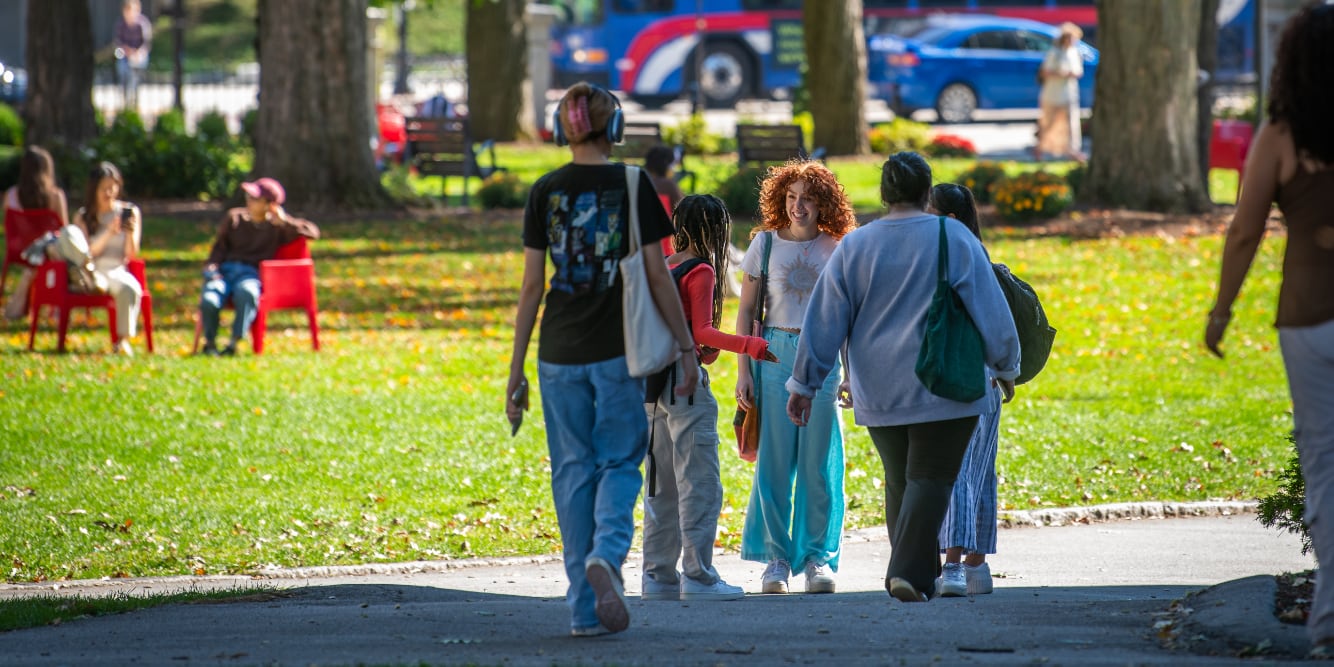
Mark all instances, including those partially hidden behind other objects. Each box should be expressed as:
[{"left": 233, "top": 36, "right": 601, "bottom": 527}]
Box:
[
  {"left": 27, "top": 258, "right": 155, "bottom": 353},
  {"left": 1209, "top": 119, "right": 1254, "bottom": 177},
  {"left": 191, "top": 236, "right": 319, "bottom": 354},
  {"left": 3, "top": 207, "right": 64, "bottom": 304}
]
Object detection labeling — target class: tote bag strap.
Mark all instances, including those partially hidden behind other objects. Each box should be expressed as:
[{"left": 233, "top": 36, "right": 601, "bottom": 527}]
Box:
[
  {"left": 936, "top": 216, "right": 949, "bottom": 283},
  {"left": 625, "top": 165, "right": 642, "bottom": 254}
]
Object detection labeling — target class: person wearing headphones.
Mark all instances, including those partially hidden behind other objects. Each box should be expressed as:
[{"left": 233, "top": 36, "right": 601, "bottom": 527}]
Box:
[{"left": 505, "top": 82, "right": 699, "bottom": 637}]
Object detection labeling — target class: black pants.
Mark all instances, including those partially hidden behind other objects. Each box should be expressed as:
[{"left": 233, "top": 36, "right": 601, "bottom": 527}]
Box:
[{"left": 867, "top": 415, "right": 979, "bottom": 596}]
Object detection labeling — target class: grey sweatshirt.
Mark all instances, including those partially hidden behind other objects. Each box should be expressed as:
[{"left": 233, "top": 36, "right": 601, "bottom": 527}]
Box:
[{"left": 785, "top": 213, "right": 1021, "bottom": 427}]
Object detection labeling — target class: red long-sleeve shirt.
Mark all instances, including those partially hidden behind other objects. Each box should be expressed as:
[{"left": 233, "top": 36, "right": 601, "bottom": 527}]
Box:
[{"left": 674, "top": 261, "right": 768, "bottom": 364}]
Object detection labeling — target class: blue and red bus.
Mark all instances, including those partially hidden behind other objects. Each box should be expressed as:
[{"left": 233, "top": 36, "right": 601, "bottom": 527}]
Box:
[{"left": 544, "top": 0, "right": 1254, "bottom": 108}]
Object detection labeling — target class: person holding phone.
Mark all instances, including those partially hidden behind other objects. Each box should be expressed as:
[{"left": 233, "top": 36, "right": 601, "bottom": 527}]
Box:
[{"left": 71, "top": 162, "right": 142, "bottom": 355}]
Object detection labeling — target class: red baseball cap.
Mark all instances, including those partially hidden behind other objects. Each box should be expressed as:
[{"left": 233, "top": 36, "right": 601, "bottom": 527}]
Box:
[{"left": 241, "top": 177, "right": 286, "bottom": 205}]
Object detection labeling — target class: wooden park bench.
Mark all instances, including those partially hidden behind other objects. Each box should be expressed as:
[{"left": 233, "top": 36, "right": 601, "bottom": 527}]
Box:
[
  {"left": 404, "top": 117, "right": 505, "bottom": 206},
  {"left": 612, "top": 121, "right": 697, "bottom": 193},
  {"left": 736, "top": 123, "right": 826, "bottom": 169}
]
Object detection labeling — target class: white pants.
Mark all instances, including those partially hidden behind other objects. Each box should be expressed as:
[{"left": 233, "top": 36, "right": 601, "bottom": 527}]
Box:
[
  {"left": 102, "top": 266, "right": 142, "bottom": 338},
  {"left": 1279, "top": 319, "right": 1334, "bottom": 647}
]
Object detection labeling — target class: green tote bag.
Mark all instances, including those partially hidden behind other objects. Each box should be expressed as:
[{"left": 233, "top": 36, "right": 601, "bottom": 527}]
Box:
[{"left": 914, "top": 217, "right": 987, "bottom": 402}]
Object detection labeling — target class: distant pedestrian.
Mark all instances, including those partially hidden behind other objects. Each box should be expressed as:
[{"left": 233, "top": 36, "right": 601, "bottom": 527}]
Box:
[
  {"left": 1205, "top": 4, "right": 1334, "bottom": 657},
  {"left": 641, "top": 194, "right": 775, "bottom": 604},
  {"left": 1034, "top": 22, "right": 1085, "bottom": 162},
  {"left": 927, "top": 183, "right": 1001, "bottom": 597},
  {"left": 113, "top": 0, "right": 152, "bottom": 110},
  {"left": 735, "top": 159, "right": 857, "bottom": 596},
  {"left": 786, "top": 152, "right": 1018, "bottom": 603},
  {"left": 505, "top": 82, "right": 698, "bottom": 637}
]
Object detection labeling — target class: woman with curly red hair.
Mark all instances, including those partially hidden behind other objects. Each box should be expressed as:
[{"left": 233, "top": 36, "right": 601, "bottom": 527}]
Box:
[{"left": 734, "top": 159, "right": 856, "bottom": 595}]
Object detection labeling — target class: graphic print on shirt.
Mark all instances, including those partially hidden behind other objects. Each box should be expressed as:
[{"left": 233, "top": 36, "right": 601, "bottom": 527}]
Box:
[
  {"left": 546, "top": 186, "right": 626, "bottom": 295},
  {"left": 776, "top": 254, "right": 822, "bottom": 305}
]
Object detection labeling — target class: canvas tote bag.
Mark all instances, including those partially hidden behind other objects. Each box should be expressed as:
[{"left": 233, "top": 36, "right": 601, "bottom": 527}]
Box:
[{"left": 620, "top": 165, "right": 681, "bottom": 377}]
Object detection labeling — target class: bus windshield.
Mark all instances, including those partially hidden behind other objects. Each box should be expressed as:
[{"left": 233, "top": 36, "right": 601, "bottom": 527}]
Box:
[{"left": 548, "top": 0, "right": 604, "bottom": 26}]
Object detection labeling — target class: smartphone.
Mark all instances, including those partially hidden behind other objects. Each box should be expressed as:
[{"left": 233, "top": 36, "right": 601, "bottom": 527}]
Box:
[
  {"left": 120, "top": 206, "right": 134, "bottom": 231},
  {"left": 509, "top": 380, "right": 528, "bottom": 437}
]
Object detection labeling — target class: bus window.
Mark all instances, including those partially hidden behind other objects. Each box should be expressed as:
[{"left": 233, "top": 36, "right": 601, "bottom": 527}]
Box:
[
  {"left": 550, "top": 0, "right": 604, "bottom": 25},
  {"left": 612, "top": 0, "right": 675, "bottom": 12},
  {"left": 742, "top": 0, "right": 801, "bottom": 10}
]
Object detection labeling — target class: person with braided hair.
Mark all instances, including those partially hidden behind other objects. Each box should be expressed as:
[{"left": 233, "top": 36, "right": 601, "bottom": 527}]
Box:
[
  {"left": 640, "top": 194, "right": 777, "bottom": 603},
  {"left": 506, "top": 82, "right": 698, "bottom": 637}
]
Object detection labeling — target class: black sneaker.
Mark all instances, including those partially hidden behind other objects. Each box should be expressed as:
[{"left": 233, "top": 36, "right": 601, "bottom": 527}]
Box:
[
  {"left": 220, "top": 343, "right": 237, "bottom": 357},
  {"left": 200, "top": 343, "right": 220, "bottom": 357}
]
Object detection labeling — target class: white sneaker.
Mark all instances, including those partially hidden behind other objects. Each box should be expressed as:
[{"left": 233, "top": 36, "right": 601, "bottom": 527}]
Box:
[
  {"left": 965, "top": 562, "right": 993, "bottom": 595},
  {"left": 939, "top": 563, "right": 967, "bottom": 597},
  {"left": 116, "top": 339, "right": 134, "bottom": 356},
  {"left": 803, "top": 562, "right": 835, "bottom": 594},
  {"left": 761, "top": 559, "right": 790, "bottom": 594},
  {"left": 584, "top": 556, "right": 629, "bottom": 633},
  {"left": 640, "top": 574, "right": 679, "bottom": 601},
  {"left": 681, "top": 577, "right": 744, "bottom": 601}
]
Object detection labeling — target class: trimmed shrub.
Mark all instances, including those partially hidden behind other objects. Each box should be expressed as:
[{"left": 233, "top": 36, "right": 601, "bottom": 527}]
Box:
[
  {"left": 715, "top": 167, "right": 766, "bottom": 224},
  {"left": 956, "top": 161, "right": 1008, "bottom": 204},
  {"left": 90, "top": 109, "right": 244, "bottom": 200},
  {"left": 0, "top": 102, "right": 22, "bottom": 147},
  {"left": 476, "top": 171, "right": 528, "bottom": 210},
  {"left": 868, "top": 118, "right": 932, "bottom": 156},
  {"left": 1258, "top": 436, "right": 1311, "bottom": 555},
  {"left": 926, "top": 133, "right": 977, "bottom": 158},
  {"left": 664, "top": 114, "right": 728, "bottom": 156},
  {"left": 992, "top": 170, "right": 1073, "bottom": 223},
  {"left": 1064, "top": 164, "right": 1086, "bottom": 197},
  {"left": 196, "top": 111, "right": 232, "bottom": 146},
  {"left": 240, "top": 108, "right": 258, "bottom": 147}
]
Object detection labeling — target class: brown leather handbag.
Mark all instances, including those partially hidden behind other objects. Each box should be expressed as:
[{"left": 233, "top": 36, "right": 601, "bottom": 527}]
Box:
[{"left": 734, "top": 232, "right": 771, "bottom": 462}]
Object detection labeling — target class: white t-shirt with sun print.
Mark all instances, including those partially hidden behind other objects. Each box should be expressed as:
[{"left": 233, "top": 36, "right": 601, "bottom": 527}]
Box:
[{"left": 738, "top": 231, "right": 839, "bottom": 329}]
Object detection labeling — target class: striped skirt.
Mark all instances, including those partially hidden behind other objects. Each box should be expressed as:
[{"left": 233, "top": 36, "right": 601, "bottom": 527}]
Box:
[{"left": 938, "top": 383, "right": 1003, "bottom": 555}]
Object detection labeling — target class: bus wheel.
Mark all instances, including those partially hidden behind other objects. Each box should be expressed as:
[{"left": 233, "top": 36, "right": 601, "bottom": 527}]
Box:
[
  {"left": 694, "top": 42, "right": 751, "bottom": 109},
  {"left": 935, "top": 83, "right": 977, "bottom": 124}
]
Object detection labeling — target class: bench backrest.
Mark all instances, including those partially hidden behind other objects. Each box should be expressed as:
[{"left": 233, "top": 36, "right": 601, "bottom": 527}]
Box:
[
  {"left": 736, "top": 124, "right": 809, "bottom": 167},
  {"left": 612, "top": 122, "right": 666, "bottom": 163},
  {"left": 405, "top": 117, "right": 481, "bottom": 177}
]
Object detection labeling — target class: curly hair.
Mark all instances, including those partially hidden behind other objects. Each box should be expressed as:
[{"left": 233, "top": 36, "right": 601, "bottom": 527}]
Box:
[
  {"left": 1266, "top": 4, "right": 1334, "bottom": 164},
  {"left": 752, "top": 159, "right": 856, "bottom": 240}
]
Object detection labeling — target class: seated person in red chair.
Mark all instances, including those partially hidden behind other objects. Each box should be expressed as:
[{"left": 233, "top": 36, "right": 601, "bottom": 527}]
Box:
[{"left": 198, "top": 178, "right": 319, "bottom": 356}]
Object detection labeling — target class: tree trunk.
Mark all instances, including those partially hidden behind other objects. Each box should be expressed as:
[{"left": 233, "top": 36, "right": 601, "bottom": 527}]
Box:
[
  {"left": 1086, "top": 0, "right": 1210, "bottom": 213},
  {"left": 253, "top": 0, "right": 389, "bottom": 210},
  {"left": 466, "top": 0, "right": 531, "bottom": 141},
  {"left": 23, "top": 2, "right": 97, "bottom": 172},
  {"left": 1196, "top": 0, "right": 1220, "bottom": 197},
  {"left": 804, "top": 0, "right": 869, "bottom": 157}
]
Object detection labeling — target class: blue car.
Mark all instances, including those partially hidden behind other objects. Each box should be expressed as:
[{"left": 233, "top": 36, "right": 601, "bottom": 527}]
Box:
[{"left": 867, "top": 15, "right": 1098, "bottom": 124}]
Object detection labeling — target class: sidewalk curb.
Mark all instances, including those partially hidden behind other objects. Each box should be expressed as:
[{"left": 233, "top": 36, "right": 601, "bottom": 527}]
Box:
[{"left": 0, "top": 500, "right": 1258, "bottom": 598}]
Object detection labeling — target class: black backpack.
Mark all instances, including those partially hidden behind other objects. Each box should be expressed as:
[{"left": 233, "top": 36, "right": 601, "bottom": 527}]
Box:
[
  {"left": 993, "top": 263, "right": 1055, "bottom": 385},
  {"left": 643, "top": 257, "right": 710, "bottom": 403}
]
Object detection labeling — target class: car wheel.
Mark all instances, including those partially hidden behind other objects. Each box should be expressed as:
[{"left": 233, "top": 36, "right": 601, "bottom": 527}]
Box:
[
  {"left": 692, "top": 41, "right": 751, "bottom": 109},
  {"left": 935, "top": 83, "right": 977, "bottom": 124}
]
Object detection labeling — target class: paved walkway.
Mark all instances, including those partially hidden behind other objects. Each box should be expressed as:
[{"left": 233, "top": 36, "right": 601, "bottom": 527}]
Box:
[{"left": 0, "top": 512, "right": 1316, "bottom": 666}]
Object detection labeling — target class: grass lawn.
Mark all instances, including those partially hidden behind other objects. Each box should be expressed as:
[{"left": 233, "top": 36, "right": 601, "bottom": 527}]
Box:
[{"left": 0, "top": 177, "right": 1285, "bottom": 583}]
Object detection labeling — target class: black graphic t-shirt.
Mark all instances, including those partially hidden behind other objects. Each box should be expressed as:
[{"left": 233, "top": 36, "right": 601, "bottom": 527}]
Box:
[{"left": 523, "top": 163, "right": 673, "bottom": 365}]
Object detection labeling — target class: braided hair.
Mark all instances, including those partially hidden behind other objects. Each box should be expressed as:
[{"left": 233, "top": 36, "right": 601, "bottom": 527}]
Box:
[{"left": 672, "top": 194, "right": 732, "bottom": 328}]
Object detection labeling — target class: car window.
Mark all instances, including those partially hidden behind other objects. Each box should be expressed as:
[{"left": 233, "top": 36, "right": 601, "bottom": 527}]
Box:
[
  {"left": 962, "top": 30, "right": 1020, "bottom": 50},
  {"left": 1016, "top": 30, "right": 1053, "bottom": 52}
]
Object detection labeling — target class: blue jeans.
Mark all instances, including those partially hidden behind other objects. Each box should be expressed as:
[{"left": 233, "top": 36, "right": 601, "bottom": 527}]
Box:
[
  {"left": 200, "top": 261, "right": 260, "bottom": 347},
  {"left": 740, "top": 328, "right": 845, "bottom": 574},
  {"left": 116, "top": 57, "right": 144, "bottom": 108},
  {"left": 538, "top": 356, "right": 648, "bottom": 632}
]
